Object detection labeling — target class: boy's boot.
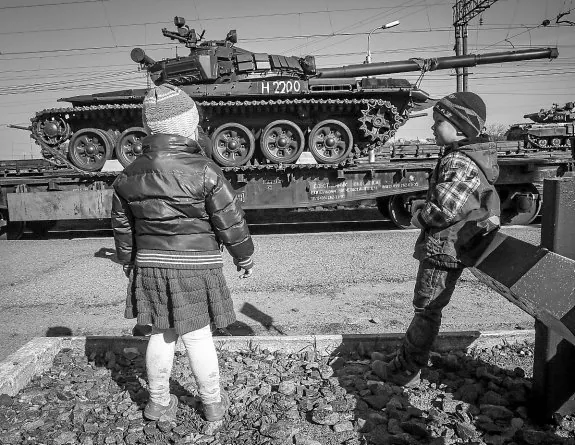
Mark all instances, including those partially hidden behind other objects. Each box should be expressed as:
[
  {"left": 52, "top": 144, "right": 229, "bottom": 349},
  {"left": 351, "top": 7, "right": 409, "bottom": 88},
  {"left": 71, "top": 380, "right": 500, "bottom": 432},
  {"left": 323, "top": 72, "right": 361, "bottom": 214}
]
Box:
[
  {"left": 144, "top": 394, "right": 178, "bottom": 421},
  {"left": 203, "top": 390, "right": 230, "bottom": 422},
  {"left": 371, "top": 357, "right": 421, "bottom": 388}
]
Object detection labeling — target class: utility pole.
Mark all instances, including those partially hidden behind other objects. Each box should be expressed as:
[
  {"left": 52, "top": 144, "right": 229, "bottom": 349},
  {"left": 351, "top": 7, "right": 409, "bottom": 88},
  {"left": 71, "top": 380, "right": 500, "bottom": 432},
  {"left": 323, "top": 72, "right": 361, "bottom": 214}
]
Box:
[{"left": 453, "top": 0, "right": 500, "bottom": 91}]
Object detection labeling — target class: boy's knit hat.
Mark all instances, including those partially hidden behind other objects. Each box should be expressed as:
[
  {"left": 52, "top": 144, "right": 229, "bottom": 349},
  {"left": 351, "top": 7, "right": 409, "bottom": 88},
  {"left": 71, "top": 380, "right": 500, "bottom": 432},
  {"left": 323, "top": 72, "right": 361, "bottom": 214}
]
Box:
[
  {"left": 433, "top": 92, "right": 486, "bottom": 138},
  {"left": 142, "top": 84, "right": 199, "bottom": 140}
]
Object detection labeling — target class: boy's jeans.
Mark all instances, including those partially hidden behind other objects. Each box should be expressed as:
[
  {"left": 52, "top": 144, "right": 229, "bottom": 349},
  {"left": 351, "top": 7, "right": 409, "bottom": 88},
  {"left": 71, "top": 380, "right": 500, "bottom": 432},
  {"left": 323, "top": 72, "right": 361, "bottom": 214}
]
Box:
[
  {"left": 146, "top": 324, "right": 221, "bottom": 406},
  {"left": 398, "top": 258, "right": 464, "bottom": 371}
]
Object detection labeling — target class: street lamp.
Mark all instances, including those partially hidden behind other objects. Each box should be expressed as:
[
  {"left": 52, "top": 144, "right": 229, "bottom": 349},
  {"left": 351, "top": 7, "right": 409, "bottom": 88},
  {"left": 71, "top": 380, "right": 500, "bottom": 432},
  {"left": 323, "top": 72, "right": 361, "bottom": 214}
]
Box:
[{"left": 365, "top": 20, "right": 400, "bottom": 64}]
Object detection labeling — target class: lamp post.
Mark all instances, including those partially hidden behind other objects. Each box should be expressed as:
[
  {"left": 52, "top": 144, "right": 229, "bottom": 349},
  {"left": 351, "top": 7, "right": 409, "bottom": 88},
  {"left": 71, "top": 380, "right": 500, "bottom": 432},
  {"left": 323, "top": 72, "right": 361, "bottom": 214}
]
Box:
[{"left": 365, "top": 20, "right": 400, "bottom": 64}]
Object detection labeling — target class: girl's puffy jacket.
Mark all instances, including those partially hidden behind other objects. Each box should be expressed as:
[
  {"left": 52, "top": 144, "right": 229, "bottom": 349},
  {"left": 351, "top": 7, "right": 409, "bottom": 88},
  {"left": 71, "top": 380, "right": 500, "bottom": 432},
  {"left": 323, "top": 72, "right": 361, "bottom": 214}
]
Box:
[{"left": 111, "top": 133, "right": 254, "bottom": 265}]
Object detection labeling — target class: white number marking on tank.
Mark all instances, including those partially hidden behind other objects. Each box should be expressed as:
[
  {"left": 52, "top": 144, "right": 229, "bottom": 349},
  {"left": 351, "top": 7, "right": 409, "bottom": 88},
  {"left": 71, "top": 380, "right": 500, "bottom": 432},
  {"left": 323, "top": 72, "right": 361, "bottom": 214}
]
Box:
[{"left": 261, "top": 80, "right": 301, "bottom": 94}]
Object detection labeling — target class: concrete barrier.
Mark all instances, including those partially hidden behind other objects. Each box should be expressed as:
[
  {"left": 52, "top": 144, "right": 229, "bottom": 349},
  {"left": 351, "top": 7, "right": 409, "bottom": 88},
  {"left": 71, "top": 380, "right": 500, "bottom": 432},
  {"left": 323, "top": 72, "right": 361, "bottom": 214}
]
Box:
[{"left": 0, "top": 330, "right": 535, "bottom": 397}]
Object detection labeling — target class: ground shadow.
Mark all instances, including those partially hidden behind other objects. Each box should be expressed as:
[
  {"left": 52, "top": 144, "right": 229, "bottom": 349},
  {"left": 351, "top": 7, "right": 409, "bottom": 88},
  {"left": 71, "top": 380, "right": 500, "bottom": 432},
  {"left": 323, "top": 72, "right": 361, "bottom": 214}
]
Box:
[
  {"left": 329, "top": 333, "right": 575, "bottom": 445},
  {"left": 239, "top": 302, "right": 285, "bottom": 335},
  {"left": 45, "top": 326, "right": 73, "bottom": 337},
  {"left": 94, "top": 247, "right": 122, "bottom": 264},
  {"left": 213, "top": 321, "right": 255, "bottom": 336}
]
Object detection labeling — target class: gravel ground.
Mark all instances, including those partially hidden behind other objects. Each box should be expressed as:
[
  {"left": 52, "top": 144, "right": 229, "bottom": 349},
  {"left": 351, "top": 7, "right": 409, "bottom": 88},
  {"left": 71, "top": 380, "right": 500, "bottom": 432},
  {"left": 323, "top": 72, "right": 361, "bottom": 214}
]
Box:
[{"left": 1, "top": 339, "right": 574, "bottom": 445}]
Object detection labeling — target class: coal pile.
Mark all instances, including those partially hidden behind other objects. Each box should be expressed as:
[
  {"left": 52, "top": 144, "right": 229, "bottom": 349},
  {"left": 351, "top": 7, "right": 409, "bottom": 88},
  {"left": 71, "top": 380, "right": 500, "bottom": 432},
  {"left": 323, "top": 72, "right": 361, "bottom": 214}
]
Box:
[{"left": 0, "top": 339, "right": 574, "bottom": 445}]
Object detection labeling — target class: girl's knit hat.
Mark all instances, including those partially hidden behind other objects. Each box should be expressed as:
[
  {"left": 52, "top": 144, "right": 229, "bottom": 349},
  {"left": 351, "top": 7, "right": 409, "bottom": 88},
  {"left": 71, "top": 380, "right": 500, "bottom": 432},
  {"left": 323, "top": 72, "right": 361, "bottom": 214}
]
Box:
[
  {"left": 142, "top": 84, "right": 199, "bottom": 140},
  {"left": 433, "top": 91, "right": 486, "bottom": 138}
]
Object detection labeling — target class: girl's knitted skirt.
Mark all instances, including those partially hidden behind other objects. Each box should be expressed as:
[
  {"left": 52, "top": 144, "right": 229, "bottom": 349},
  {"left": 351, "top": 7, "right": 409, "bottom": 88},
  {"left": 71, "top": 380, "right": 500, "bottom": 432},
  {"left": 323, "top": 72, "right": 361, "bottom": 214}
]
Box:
[{"left": 125, "top": 266, "right": 236, "bottom": 335}]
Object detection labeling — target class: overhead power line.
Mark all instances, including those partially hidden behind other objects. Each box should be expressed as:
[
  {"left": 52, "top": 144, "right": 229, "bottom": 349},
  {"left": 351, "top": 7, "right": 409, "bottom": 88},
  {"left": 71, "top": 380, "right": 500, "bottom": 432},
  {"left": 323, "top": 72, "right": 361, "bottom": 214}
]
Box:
[
  {"left": 0, "top": 0, "right": 106, "bottom": 10},
  {"left": 1, "top": 23, "right": 568, "bottom": 59}
]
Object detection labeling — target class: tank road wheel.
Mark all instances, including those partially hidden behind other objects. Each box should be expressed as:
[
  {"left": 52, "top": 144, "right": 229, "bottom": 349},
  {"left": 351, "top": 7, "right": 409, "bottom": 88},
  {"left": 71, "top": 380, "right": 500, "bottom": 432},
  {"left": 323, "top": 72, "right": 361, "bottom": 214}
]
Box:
[
  {"left": 537, "top": 138, "right": 548, "bottom": 148},
  {"left": 260, "top": 120, "right": 305, "bottom": 164},
  {"left": 550, "top": 137, "right": 562, "bottom": 148},
  {"left": 115, "top": 127, "right": 147, "bottom": 168},
  {"left": 308, "top": 120, "right": 353, "bottom": 164},
  {"left": 387, "top": 192, "right": 427, "bottom": 230},
  {"left": 68, "top": 128, "right": 112, "bottom": 172},
  {"left": 358, "top": 99, "right": 402, "bottom": 143},
  {"left": 211, "top": 123, "right": 255, "bottom": 167},
  {"left": 499, "top": 184, "right": 541, "bottom": 226}
]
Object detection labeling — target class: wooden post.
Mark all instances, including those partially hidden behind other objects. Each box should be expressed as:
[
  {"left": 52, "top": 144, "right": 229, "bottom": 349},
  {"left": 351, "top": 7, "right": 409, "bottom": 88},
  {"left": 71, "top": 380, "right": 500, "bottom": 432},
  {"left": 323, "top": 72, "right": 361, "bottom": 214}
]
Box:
[{"left": 531, "top": 177, "right": 575, "bottom": 423}]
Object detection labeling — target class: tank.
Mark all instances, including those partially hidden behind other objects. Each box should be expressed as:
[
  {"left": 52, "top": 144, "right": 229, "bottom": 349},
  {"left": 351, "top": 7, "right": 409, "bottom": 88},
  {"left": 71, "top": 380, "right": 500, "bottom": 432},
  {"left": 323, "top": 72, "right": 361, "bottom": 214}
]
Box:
[
  {"left": 506, "top": 101, "right": 575, "bottom": 150},
  {"left": 23, "top": 16, "right": 559, "bottom": 172}
]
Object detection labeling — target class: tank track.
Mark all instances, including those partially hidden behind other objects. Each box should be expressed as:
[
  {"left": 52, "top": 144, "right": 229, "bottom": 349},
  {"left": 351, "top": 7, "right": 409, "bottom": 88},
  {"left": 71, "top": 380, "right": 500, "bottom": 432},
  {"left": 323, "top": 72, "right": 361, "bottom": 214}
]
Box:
[
  {"left": 33, "top": 96, "right": 402, "bottom": 116},
  {"left": 32, "top": 97, "right": 407, "bottom": 170},
  {"left": 526, "top": 134, "right": 572, "bottom": 150}
]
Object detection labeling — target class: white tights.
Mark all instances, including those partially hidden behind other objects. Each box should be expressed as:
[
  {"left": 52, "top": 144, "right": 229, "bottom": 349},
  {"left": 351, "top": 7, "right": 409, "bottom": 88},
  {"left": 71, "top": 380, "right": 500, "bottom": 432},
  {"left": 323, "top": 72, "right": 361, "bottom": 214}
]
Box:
[{"left": 145, "top": 324, "right": 221, "bottom": 406}]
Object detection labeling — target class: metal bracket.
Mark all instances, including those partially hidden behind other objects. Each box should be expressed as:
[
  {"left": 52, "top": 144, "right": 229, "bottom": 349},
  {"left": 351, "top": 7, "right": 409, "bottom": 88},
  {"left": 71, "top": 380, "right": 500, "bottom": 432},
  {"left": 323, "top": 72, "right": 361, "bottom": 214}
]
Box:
[{"left": 47, "top": 180, "right": 61, "bottom": 191}]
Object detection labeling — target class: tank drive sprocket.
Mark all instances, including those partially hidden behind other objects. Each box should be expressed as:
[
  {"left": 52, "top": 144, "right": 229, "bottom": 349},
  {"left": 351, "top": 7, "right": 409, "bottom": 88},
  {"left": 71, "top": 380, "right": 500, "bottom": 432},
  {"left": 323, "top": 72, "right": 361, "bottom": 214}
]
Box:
[
  {"left": 33, "top": 116, "right": 71, "bottom": 147},
  {"left": 357, "top": 99, "right": 403, "bottom": 143}
]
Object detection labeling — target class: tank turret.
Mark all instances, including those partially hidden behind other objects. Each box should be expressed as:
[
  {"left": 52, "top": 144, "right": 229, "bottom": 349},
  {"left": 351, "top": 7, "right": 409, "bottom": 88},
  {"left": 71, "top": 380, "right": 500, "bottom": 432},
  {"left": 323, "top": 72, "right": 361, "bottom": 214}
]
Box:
[
  {"left": 22, "top": 16, "right": 559, "bottom": 172},
  {"left": 523, "top": 101, "right": 575, "bottom": 124}
]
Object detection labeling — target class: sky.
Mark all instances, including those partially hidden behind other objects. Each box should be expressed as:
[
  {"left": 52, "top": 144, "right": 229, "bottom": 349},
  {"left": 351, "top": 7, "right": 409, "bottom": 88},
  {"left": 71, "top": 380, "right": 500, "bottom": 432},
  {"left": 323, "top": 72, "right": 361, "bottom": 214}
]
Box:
[{"left": 0, "top": 0, "right": 574, "bottom": 159}]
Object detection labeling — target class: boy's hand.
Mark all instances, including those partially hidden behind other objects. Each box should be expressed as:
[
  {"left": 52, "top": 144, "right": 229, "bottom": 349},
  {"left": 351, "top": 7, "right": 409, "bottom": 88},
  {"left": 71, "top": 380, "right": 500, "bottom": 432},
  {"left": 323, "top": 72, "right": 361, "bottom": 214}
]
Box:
[{"left": 410, "top": 210, "right": 424, "bottom": 229}]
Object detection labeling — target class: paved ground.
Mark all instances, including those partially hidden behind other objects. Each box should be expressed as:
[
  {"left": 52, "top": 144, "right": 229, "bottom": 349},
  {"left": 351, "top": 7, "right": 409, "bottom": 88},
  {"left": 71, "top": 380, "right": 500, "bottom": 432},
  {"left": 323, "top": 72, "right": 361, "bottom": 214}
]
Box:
[{"left": 0, "top": 226, "right": 541, "bottom": 362}]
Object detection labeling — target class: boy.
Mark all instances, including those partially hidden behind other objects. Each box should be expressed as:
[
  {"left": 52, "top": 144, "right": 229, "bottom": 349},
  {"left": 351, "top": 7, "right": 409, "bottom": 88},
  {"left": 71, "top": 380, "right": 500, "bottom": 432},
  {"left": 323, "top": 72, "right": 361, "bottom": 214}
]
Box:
[
  {"left": 372, "top": 91, "right": 500, "bottom": 387},
  {"left": 111, "top": 84, "right": 254, "bottom": 421}
]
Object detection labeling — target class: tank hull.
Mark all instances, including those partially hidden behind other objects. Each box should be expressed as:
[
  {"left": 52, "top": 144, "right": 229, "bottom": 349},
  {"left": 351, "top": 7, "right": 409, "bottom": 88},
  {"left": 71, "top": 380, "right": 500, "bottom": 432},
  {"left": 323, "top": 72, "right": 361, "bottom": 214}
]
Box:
[{"left": 506, "top": 123, "right": 575, "bottom": 150}]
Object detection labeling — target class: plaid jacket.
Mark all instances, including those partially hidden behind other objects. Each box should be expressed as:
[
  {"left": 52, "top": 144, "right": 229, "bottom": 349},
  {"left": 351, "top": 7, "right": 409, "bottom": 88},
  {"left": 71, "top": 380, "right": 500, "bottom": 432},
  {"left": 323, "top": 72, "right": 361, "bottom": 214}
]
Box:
[
  {"left": 413, "top": 138, "right": 500, "bottom": 266},
  {"left": 419, "top": 151, "right": 480, "bottom": 228}
]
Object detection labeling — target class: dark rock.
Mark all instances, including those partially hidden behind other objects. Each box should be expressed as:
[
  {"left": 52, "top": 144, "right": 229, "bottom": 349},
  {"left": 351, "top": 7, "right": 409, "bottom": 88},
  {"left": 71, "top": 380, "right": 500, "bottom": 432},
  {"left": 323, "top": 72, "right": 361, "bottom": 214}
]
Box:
[
  {"left": 0, "top": 393, "right": 14, "bottom": 407},
  {"left": 400, "top": 420, "right": 429, "bottom": 439},
  {"left": 388, "top": 418, "right": 403, "bottom": 435},
  {"left": 480, "top": 404, "right": 514, "bottom": 420},
  {"left": 455, "top": 421, "right": 479, "bottom": 441},
  {"left": 364, "top": 395, "right": 390, "bottom": 410},
  {"left": 519, "top": 428, "right": 550, "bottom": 445},
  {"left": 483, "top": 433, "right": 506, "bottom": 445},
  {"left": 388, "top": 432, "right": 418, "bottom": 445},
  {"left": 479, "top": 390, "right": 509, "bottom": 406},
  {"left": 454, "top": 383, "right": 482, "bottom": 404},
  {"left": 405, "top": 407, "right": 424, "bottom": 419}
]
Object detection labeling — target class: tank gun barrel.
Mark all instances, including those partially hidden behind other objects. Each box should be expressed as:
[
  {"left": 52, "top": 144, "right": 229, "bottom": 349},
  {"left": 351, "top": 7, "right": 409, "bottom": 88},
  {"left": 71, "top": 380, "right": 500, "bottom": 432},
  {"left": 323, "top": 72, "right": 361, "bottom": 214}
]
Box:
[
  {"left": 8, "top": 124, "right": 31, "bottom": 131},
  {"left": 316, "top": 47, "right": 558, "bottom": 78},
  {"left": 130, "top": 48, "right": 156, "bottom": 67}
]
